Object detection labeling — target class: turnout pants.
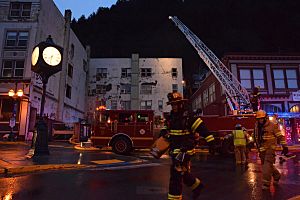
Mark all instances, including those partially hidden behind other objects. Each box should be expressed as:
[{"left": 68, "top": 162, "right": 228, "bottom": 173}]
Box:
[
  {"left": 259, "top": 149, "right": 281, "bottom": 186},
  {"left": 234, "top": 145, "right": 247, "bottom": 164},
  {"left": 168, "top": 156, "right": 200, "bottom": 200}
]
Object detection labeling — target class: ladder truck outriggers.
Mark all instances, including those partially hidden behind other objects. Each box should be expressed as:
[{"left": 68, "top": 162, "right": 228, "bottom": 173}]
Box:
[{"left": 169, "top": 16, "right": 256, "bottom": 154}]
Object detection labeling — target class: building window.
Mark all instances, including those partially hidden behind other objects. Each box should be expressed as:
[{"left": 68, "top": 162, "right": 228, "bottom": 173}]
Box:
[
  {"left": 141, "top": 100, "right": 152, "bottom": 110},
  {"left": 0, "top": 99, "right": 20, "bottom": 122},
  {"left": 203, "top": 89, "right": 209, "bottom": 107},
  {"left": 262, "top": 103, "right": 283, "bottom": 113},
  {"left": 121, "top": 68, "right": 131, "bottom": 78},
  {"left": 140, "top": 85, "right": 152, "bottom": 94},
  {"left": 96, "top": 68, "right": 107, "bottom": 80},
  {"left": 96, "top": 85, "right": 106, "bottom": 94},
  {"left": 66, "top": 85, "right": 72, "bottom": 99},
  {"left": 273, "top": 69, "right": 298, "bottom": 89},
  {"left": 111, "top": 100, "right": 117, "bottom": 110},
  {"left": 196, "top": 94, "right": 202, "bottom": 109},
  {"left": 70, "top": 44, "right": 74, "bottom": 59},
  {"left": 2, "top": 60, "right": 24, "bottom": 77},
  {"left": 209, "top": 83, "right": 216, "bottom": 103},
  {"left": 5, "top": 31, "right": 29, "bottom": 48},
  {"left": 239, "top": 68, "right": 265, "bottom": 89},
  {"left": 9, "top": 2, "right": 31, "bottom": 18},
  {"left": 172, "top": 84, "right": 178, "bottom": 92},
  {"left": 141, "top": 68, "right": 152, "bottom": 77},
  {"left": 158, "top": 100, "right": 163, "bottom": 110},
  {"left": 121, "top": 101, "right": 131, "bottom": 110},
  {"left": 120, "top": 84, "right": 131, "bottom": 94},
  {"left": 67, "top": 64, "right": 73, "bottom": 78},
  {"left": 172, "top": 68, "right": 177, "bottom": 78}
]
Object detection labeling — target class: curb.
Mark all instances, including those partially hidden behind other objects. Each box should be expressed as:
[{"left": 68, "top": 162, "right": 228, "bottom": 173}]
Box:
[
  {"left": 0, "top": 164, "right": 96, "bottom": 176},
  {"left": 0, "top": 141, "right": 29, "bottom": 145}
]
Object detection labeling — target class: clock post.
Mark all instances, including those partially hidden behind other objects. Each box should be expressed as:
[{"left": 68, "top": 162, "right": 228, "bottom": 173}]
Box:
[{"left": 31, "top": 35, "right": 63, "bottom": 156}]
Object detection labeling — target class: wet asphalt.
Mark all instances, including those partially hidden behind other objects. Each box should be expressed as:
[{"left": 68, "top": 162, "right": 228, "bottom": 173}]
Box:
[{"left": 0, "top": 144, "right": 299, "bottom": 200}]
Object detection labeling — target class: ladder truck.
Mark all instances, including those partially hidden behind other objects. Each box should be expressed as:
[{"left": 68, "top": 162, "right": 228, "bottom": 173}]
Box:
[{"left": 169, "top": 16, "right": 256, "bottom": 154}]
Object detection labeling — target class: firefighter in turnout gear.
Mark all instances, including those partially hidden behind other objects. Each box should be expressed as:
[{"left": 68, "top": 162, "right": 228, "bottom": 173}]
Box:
[
  {"left": 165, "top": 92, "right": 216, "bottom": 200},
  {"left": 254, "top": 110, "right": 288, "bottom": 190},
  {"left": 233, "top": 124, "right": 248, "bottom": 165}
]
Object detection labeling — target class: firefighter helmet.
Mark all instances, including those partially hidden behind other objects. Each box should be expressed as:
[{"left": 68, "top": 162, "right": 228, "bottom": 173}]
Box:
[
  {"left": 256, "top": 110, "right": 267, "bottom": 119},
  {"left": 235, "top": 124, "right": 242, "bottom": 129},
  {"left": 166, "top": 92, "right": 187, "bottom": 105}
]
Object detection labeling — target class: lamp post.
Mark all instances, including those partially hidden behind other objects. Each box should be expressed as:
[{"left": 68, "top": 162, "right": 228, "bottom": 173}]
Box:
[
  {"left": 31, "top": 35, "right": 63, "bottom": 155},
  {"left": 7, "top": 88, "right": 23, "bottom": 141}
]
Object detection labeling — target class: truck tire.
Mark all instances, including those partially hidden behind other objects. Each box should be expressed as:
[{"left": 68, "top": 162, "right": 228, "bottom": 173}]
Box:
[
  {"left": 221, "top": 137, "right": 234, "bottom": 156},
  {"left": 112, "top": 137, "right": 132, "bottom": 155}
]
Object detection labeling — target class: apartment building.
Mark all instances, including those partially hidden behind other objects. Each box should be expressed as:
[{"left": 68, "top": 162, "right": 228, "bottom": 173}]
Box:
[{"left": 87, "top": 54, "right": 183, "bottom": 120}]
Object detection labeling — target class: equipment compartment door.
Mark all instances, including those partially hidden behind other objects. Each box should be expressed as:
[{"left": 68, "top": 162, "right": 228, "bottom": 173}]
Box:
[{"left": 135, "top": 112, "right": 154, "bottom": 147}]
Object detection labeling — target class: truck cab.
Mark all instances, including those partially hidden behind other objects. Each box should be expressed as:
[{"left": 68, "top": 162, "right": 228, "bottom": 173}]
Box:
[{"left": 91, "top": 109, "right": 154, "bottom": 154}]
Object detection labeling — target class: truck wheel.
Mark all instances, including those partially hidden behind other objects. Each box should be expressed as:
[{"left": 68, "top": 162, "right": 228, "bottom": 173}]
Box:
[
  {"left": 112, "top": 137, "right": 132, "bottom": 155},
  {"left": 222, "top": 138, "right": 234, "bottom": 155}
]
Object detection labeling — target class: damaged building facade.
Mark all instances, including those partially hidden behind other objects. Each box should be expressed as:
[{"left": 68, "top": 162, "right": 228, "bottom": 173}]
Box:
[{"left": 87, "top": 54, "right": 183, "bottom": 120}]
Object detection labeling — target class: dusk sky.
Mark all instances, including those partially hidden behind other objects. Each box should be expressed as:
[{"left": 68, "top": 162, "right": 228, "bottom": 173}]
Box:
[{"left": 53, "top": 0, "right": 118, "bottom": 19}]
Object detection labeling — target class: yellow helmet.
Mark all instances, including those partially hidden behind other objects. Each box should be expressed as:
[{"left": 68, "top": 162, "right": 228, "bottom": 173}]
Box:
[{"left": 256, "top": 110, "right": 267, "bottom": 119}]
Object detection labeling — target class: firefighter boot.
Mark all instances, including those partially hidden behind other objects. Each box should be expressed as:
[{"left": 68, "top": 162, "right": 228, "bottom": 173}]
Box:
[{"left": 192, "top": 182, "right": 204, "bottom": 200}]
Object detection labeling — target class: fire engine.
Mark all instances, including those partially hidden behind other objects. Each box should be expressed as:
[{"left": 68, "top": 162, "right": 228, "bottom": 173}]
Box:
[
  {"left": 91, "top": 109, "right": 155, "bottom": 154},
  {"left": 169, "top": 16, "right": 257, "bottom": 154}
]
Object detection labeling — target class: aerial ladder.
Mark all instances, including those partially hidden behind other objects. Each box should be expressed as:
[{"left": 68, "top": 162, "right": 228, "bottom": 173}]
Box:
[{"left": 169, "top": 16, "right": 251, "bottom": 112}]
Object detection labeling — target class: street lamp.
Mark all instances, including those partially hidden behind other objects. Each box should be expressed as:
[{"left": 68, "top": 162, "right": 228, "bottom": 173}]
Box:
[
  {"left": 31, "top": 35, "right": 63, "bottom": 156},
  {"left": 7, "top": 88, "right": 23, "bottom": 141}
]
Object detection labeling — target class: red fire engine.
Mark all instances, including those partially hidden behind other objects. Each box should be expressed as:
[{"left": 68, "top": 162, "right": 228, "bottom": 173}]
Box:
[{"left": 91, "top": 109, "right": 155, "bottom": 154}]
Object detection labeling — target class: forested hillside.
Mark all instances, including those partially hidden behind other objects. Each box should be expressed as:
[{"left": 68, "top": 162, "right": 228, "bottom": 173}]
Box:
[{"left": 71, "top": 0, "right": 300, "bottom": 82}]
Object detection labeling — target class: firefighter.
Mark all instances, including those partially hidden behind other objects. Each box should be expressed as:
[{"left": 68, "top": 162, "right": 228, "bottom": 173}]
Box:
[
  {"left": 233, "top": 124, "right": 248, "bottom": 165},
  {"left": 165, "top": 92, "right": 216, "bottom": 200},
  {"left": 250, "top": 86, "right": 261, "bottom": 112},
  {"left": 253, "top": 110, "right": 289, "bottom": 190}
]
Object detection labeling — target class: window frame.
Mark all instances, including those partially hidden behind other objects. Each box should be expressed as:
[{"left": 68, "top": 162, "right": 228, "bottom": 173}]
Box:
[
  {"left": 1, "top": 60, "right": 24, "bottom": 77},
  {"left": 272, "top": 68, "right": 299, "bottom": 90},
  {"left": 96, "top": 84, "right": 107, "bottom": 94},
  {"left": 172, "top": 84, "right": 178, "bottom": 92},
  {"left": 238, "top": 67, "right": 267, "bottom": 90},
  {"left": 140, "top": 100, "right": 152, "bottom": 110},
  {"left": 96, "top": 68, "right": 107, "bottom": 80},
  {"left": 5, "top": 30, "right": 29, "bottom": 48},
  {"left": 66, "top": 84, "right": 72, "bottom": 99},
  {"left": 67, "top": 64, "right": 73, "bottom": 78},
  {"left": 140, "top": 85, "right": 152, "bottom": 94},
  {"left": 121, "top": 68, "right": 131, "bottom": 78},
  {"left": 9, "top": 2, "right": 32, "bottom": 18},
  {"left": 171, "top": 68, "right": 178, "bottom": 78},
  {"left": 120, "top": 84, "right": 131, "bottom": 94},
  {"left": 141, "top": 68, "right": 152, "bottom": 77}
]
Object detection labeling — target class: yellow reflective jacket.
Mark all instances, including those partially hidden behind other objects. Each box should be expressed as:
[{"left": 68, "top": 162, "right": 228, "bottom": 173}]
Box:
[{"left": 233, "top": 130, "right": 246, "bottom": 146}]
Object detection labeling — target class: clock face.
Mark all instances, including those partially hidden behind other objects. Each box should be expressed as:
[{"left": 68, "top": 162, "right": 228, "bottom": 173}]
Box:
[
  {"left": 42, "top": 46, "right": 62, "bottom": 66},
  {"left": 31, "top": 47, "right": 39, "bottom": 66}
]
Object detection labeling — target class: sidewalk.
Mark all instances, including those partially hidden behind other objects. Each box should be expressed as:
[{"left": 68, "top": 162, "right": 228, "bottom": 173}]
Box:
[{"left": 0, "top": 141, "right": 147, "bottom": 176}]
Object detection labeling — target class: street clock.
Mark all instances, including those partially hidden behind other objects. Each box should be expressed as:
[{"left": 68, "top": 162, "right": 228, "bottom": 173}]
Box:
[{"left": 31, "top": 35, "right": 63, "bottom": 78}]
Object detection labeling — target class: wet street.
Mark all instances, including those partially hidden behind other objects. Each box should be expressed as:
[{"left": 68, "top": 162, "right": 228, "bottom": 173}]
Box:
[{"left": 0, "top": 151, "right": 299, "bottom": 200}]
